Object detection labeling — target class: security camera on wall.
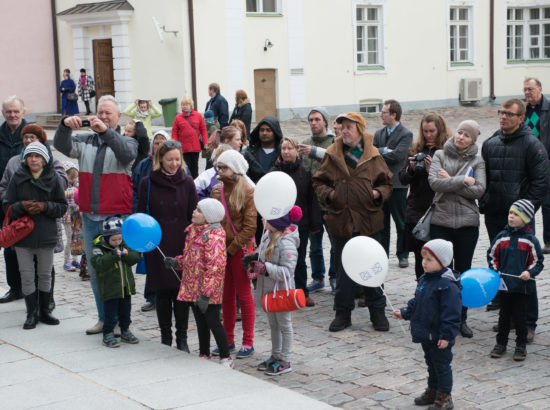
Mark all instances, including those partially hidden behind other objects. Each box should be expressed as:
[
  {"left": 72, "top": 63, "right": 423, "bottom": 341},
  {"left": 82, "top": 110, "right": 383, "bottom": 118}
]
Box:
[{"left": 152, "top": 17, "right": 164, "bottom": 42}]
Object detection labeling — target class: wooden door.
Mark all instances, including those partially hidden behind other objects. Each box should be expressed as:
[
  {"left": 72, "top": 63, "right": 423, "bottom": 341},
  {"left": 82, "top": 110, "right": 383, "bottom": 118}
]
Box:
[
  {"left": 93, "top": 39, "right": 114, "bottom": 101},
  {"left": 254, "top": 69, "right": 277, "bottom": 119}
]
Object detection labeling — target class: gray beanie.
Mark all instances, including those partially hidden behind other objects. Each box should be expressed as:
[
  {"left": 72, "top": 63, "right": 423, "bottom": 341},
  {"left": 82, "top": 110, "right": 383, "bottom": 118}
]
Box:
[
  {"left": 457, "top": 120, "right": 481, "bottom": 142},
  {"left": 198, "top": 198, "right": 225, "bottom": 224},
  {"left": 216, "top": 149, "right": 249, "bottom": 175},
  {"left": 24, "top": 141, "right": 50, "bottom": 163},
  {"left": 309, "top": 107, "right": 330, "bottom": 127},
  {"left": 422, "top": 239, "right": 453, "bottom": 269}
]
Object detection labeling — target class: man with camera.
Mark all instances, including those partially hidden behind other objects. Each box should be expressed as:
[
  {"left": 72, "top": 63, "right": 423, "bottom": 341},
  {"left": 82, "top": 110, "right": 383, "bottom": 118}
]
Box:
[
  {"left": 54, "top": 95, "right": 137, "bottom": 335},
  {"left": 374, "top": 100, "right": 412, "bottom": 268}
]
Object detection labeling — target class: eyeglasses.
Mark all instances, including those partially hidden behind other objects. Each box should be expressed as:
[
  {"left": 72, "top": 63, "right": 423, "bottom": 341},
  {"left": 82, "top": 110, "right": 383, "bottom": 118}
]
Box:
[
  {"left": 215, "top": 164, "right": 229, "bottom": 172},
  {"left": 523, "top": 87, "right": 539, "bottom": 92},
  {"left": 380, "top": 111, "right": 390, "bottom": 115},
  {"left": 162, "top": 140, "right": 182, "bottom": 149},
  {"left": 497, "top": 110, "right": 521, "bottom": 118}
]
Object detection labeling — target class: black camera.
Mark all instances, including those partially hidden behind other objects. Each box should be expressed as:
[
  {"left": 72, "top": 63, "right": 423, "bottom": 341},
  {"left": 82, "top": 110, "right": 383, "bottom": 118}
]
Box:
[
  {"left": 81, "top": 120, "right": 91, "bottom": 127},
  {"left": 413, "top": 152, "right": 428, "bottom": 171}
]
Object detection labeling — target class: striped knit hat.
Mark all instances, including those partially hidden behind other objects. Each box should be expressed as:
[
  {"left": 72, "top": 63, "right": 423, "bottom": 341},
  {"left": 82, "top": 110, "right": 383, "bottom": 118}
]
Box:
[{"left": 510, "top": 199, "right": 535, "bottom": 224}]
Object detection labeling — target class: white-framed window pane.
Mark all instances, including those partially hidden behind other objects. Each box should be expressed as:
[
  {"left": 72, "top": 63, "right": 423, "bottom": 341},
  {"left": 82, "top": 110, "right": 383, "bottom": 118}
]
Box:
[
  {"left": 545, "top": 8, "right": 550, "bottom": 19},
  {"left": 448, "top": 7, "right": 471, "bottom": 63},
  {"left": 246, "top": 0, "right": 257, "bottom": 12},
  {"left": 530, "top": 8, "right": 540, "bottom": 20},
  {"left": 356, "top": 7, "right": 363, "bottom": 21},
  {"left": 368, "top": 51, "right": 378, "bottom": 64},
  {"left": 355, "top": 6, "right": 382, "bottom": 67},
  {"left": 262, "top": 0, "right": 276, "bottom": 13},
  {"left": 516, "top": 9, "right": 523, "bottom": 20},
  {"left": 367, "top": 8, "right": 377, "bottom": 21},
  {"left": 507, "top": 9, "right": 513, "bottom": 20},
  {"left": 450, "top": 8, "right": 456, "bottom": 20},
  {"left": 516, "top": 25, "right": 523, "bottom": 59},
  {"left": 458, "top": 8, "right": 468, "bottom": 20}
]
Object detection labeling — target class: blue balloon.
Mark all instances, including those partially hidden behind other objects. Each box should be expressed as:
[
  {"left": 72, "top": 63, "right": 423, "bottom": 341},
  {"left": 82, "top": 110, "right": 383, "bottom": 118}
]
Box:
[
  {"left": 122, "top": 213, "right": 162, "bottom": 252},
  {"left": 460, "top": 268, "right": 500, "bottom": 308}
]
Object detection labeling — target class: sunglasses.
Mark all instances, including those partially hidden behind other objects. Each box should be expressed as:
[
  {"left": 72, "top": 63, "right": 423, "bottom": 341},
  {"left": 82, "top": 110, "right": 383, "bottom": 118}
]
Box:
[
  {"left": 497, "top": 110, "right": 521, "bottom": 118},
  {"left": 163, "top": 140, "right": 182, "bottom": 149}
]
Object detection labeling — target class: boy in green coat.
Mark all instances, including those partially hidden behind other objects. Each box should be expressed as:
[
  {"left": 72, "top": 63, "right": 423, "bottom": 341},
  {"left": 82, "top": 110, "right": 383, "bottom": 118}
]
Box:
[{"left": 91, "top": 215, "right": 140, "bottom": 347}]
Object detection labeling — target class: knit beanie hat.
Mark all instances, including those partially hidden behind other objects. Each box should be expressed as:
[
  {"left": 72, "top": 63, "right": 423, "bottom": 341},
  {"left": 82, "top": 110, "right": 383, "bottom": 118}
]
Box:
[
  {"left": 422, "top": 239, "right": 453, "bottom": 269},
  {"left": 216, "top": 149, "right": 249, "bottom": 175},
  {"left": 24, "top": 141, "right": 50, "bottom": 163},
  {"left": 457, "top": 120, "right": 481, "bottom": 142},
  {"left": 204, "top": 110, "right": 215, "bottom": 119},
  {"left": 20, "top": 124, "right": 47, "bottom": 144},
  {"left": 62, "top": 160, "right": 78, "bottom": 172},
  {"left": 309, "top": 107, "right": 330, "bottom": 127},
  {"left": 103, "top": 215, "right": 123, "bottom": 237},
  {"left": 198, "top": 198, "right": 225, "bottom": 224},
  {"left": 336, "top": 112, "right": 366, "bottom": 136},
  {"left": 510, "top": 199, "right": 535, "bottom": 224},
  {"left": 269, "top": 205, "right": 302, "bottom": 232}
]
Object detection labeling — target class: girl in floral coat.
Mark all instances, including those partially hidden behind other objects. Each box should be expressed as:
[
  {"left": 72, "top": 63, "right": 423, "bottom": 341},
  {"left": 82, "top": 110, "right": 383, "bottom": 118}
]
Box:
[{"left": 165, "top": 198, "right": 233, "bottom": 368}]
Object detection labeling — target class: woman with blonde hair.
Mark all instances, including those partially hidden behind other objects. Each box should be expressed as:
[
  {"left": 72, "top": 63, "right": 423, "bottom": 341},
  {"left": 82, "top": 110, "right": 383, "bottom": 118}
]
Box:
[
  {"left": 172, "top": 98, "right": 208, "bottom": 178},
  {"left": 230, "top": 119, "right": 249, "bottom": 147},
  {"left": 229, "top": 90, "right": 252, "bottom": 137}
]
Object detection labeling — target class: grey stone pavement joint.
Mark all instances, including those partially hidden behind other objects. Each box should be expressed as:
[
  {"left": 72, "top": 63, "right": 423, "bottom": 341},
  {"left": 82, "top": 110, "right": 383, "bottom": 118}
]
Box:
[{"left": 2, "top": 105, "right": 550, "bottom": 409}]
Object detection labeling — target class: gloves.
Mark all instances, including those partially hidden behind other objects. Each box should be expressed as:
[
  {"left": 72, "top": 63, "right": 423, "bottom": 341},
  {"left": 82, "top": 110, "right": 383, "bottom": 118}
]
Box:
[
  {"left": 241, "top": 252, "right": 259, "bottom": 271},
  {"left": 247, "top": 269, "right": 258, "bottom": 281},
  {"left": 164, "top": 257, "right": 178, "bottom": 270},
  {"left": 195, "top": 295, "right": 210, "bottom": 314},
  {"left": 250, "top": 260, "right": 267, "bottom": 276}
]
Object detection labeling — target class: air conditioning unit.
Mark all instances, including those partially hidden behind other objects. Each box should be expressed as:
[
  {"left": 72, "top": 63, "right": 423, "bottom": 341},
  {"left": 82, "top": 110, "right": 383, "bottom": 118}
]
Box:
[{"left": 459, "top": 78, "right": 482, "bottom": 103}]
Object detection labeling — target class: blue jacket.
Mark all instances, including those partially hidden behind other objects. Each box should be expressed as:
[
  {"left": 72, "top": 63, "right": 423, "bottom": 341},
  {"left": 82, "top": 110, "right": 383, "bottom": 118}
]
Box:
[
  {"left": 131, "top": 156, "right": 153, "bottom": 213},
  {"left": 400, "top": 268, "right": 462, "bottom": 346},
  {"left": 487, "top": 224, "right": 543, "bottom": 295},
  {"left": 205, "top": 93, "right": 229, "bottom": 128}
]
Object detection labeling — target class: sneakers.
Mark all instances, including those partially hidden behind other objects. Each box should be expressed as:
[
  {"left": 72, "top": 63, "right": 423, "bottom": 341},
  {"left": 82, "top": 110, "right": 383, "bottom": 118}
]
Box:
[
  {"left": 414, "top": 387, "right": 436, "bottom": 405},
  {"left": 86, "top": 320, "right": 104, "bottom": 335},
  {"left": 212, "top": 343, "right": 235, "bottom": 356},
  {"left": 121, "top": 330, "right": 139, "bottom": 344},
  {"left": 71, "top": 260, "right": 81, "bottom": 268},
  {"left": 329, "top": 311, "right": 351, "bottom": 332},
  {"left": 490, "top": 344, "right": 506, "bottom": 358},
  {"left": 431, "top": 391, "right": 454, "bottom": 410},
  {"left": 63, "top": 263, "right": 76, "bottom": 272},
  {"left": 257, "top": 356, "right": 277, "bottom": 371},
  {"left": 307, "top": 279, "right": 324, "bottom": 293},
  {"left": 236, "top": 346, "right": 254, "bottom": 359},
  {"left": 265, "top": 360, "right": 292, "bottom": 376},
  {"left": 114, "top": 325, "right": 121, "bottom": 337},
  {"left": 329, "top": 278, "right": 336, "bottom": 294},
  {"left": 103, "top": 332, "right": 120, "bottom": 348},
  {"left": 305, "top": 296, "right": 315, "bottom": 307},
  {"left": 369, "top": 308, "right": 390, "bottom": 331},
  {"left": 141, "top": 300, "right": 155, "bottom": 312},
  {"left": 220, "top": 357, "right": 234, "bottom": 368},
  {"left": 527, "top": 327, "right": 535, "bottom": 344},
  {"left": 543, "top": 243, "right": 550, "bottom": 254},
  {"left": 513, "top": 344, "right": 527, "bottom": 361},
  {"left": 199, "top": 353, "right": 212, "bottom": 360}
]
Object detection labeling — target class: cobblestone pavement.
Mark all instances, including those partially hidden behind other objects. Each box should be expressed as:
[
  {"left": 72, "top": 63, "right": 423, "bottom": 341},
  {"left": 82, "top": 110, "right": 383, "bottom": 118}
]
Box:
[{"left": 4, "top": 104, "right": 550, "bottom": 409}]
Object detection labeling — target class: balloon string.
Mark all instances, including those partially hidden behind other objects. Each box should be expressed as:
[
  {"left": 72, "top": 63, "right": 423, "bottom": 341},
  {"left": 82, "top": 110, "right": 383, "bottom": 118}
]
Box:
[
  {"left": 500, "top": 272, "right": 535, "bottom": 281},
  {"left": 380, "top": 286, "right": 408, "bottom": 336},
  {"left": 156, "top": 246, "right": 182, "bottom": 282}
]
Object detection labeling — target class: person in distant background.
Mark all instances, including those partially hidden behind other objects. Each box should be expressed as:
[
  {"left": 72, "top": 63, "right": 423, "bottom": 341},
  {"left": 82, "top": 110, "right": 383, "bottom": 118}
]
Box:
[{"left": 59, "top": 69, "right": 79, "bottom": 116}]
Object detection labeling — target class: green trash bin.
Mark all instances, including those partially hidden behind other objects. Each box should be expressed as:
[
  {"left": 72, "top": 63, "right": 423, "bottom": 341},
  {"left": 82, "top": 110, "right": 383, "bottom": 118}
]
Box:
[{"left": 158, "top": 98, "right": 178, "bottom": 127}]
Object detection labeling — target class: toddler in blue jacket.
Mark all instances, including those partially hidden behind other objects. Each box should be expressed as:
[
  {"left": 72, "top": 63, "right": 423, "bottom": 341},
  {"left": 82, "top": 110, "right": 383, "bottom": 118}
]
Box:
[{"left": 394, "top": 239, "right": 461, "bottom": 410}]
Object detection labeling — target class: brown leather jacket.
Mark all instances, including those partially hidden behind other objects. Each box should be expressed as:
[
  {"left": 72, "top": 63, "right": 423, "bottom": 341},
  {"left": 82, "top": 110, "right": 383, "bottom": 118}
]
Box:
[
  {"left": 211, "top": 176, "right": 257, "bottom": 256},
  {"left": 312, "top": 134, "right": 393, "bottom": 238}
]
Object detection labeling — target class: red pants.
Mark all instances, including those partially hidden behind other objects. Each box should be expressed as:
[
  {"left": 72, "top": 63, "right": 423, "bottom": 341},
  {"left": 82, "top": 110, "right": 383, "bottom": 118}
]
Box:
[{"left": 222, "top": 251, "right": 255, "bottom": 346}]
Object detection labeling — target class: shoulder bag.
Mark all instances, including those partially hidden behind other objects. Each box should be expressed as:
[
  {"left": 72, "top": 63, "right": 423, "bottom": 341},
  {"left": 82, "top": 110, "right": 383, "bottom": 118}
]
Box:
[
  {"left": 183, "top": 115, "right": 205, "bottom": 150},
  {"left": 0, "top": 205, "right": 35, "bottom": 248},
  {"left": 67, "top": 92, "right": 78, "bottom": 102},
  {"left": 262, "top": 271, "right": 305, "bottom": 313}
]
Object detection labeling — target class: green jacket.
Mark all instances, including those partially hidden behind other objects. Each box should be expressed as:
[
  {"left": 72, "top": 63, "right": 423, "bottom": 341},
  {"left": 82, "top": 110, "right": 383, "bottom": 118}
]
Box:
[{"left": 91, "top": 234, "right": 140, "bottom": 302}]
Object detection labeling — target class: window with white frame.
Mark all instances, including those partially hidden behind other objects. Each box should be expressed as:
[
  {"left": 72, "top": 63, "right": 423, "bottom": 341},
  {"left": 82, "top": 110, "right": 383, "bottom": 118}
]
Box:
[
  {"left": 355, "top": 5, "right": 383, "bottom": 69},
  {"left": 507, "top": 6, "right": 550, "bottom": 62},
  {"left": 246, "top": 0, "right": 280, "bottom": 14},
  {"left": 449, "top": 6, "right": 473, "bottom": 65}
]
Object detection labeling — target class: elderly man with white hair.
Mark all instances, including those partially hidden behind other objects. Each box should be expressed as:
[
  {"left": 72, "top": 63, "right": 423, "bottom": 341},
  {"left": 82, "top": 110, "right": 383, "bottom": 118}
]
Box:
[{"left": 54, "top": 95, "right": 138, "bottom": 335}]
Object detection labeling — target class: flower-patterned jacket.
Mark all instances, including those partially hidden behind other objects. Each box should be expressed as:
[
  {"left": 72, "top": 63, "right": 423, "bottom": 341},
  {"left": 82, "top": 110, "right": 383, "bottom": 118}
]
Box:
[{"left": 176, "top": 222, "right": 227, "bottom": 304}]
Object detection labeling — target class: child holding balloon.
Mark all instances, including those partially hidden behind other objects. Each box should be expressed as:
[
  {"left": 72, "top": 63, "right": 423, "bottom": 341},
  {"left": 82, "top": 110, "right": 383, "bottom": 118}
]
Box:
[
  {"left": 245, "top": 205, "right": 302, "bottom": 376},
  {"left": 393, "top": 239, "right": 461, "bottom": 410},
  {"left": 91, "top": 216, "right": 141, "bottom": 348},
  {"left": 487, "top": 199, "right": 543, "bottom": 361}
]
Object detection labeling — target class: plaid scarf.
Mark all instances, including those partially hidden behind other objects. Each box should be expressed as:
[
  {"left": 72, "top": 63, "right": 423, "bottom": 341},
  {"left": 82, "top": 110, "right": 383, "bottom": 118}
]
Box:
[{"left": 343, "top": 140, "right": 364, "bottom": 172}]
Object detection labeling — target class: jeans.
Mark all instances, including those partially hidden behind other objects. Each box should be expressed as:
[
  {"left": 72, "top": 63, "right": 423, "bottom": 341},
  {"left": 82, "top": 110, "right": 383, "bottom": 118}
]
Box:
[
  {"left": 104, "top": 295, "right": 131, "bottom": 335},
  {"left": 309, "top": 214, "right": 336, "bottom": 282},
  {"left": 497, "top": 291, "right": 528, "bottom": 346},
  {"left": 295, "top": 230, "right": 309, "bottom": 297},
  {"left": 381, "top": 188, "right": 408, "bottom": 259},
  {"left": 82, "top": 214, "right": 105, "bottom": 322},
  {"left": 421, "top": 342, "right": 453, "bottom": 394},
  {"left": 333, "top": 233, "right": 386, "bottom": 312},
  {"left": 191, "top": 304, "right": 229, "bottom": 358}
]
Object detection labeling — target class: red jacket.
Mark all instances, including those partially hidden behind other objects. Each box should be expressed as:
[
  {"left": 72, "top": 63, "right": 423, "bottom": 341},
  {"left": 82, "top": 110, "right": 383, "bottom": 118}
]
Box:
[{"left": 172, "top": 110, "right": 208, "bottom": 153}]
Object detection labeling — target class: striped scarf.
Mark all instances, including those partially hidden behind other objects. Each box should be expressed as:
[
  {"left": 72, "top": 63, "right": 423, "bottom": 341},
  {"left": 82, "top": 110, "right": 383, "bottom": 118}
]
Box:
[{"left": 343, "top": 140, "right": 364, "bottom": 172}]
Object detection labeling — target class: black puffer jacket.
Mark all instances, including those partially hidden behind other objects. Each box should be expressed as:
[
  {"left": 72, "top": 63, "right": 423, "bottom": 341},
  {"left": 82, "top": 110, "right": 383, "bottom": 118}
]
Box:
[
  {"left": 4, "top": 160, "right": 68, "bottom": 248},
  {"left": 398, "top": 146, "right": 439, "bottom": 224},
  {"left": 271, "top": 156, "right": 322, "bottom": 232},
  {"left": 244, "top": 116, "right": 282, "bottom": 183},
  {"left": 480, "top": 123, "right": 549, "bottom": 215}
]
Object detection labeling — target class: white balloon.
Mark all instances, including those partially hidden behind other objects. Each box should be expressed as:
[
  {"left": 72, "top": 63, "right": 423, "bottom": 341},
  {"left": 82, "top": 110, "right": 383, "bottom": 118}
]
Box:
[
  {"left": 342, "top": 236, "right": 388, "bottom": 287},
  {"left": 254, "top": 171, "right": 297, "bottom": 220}
]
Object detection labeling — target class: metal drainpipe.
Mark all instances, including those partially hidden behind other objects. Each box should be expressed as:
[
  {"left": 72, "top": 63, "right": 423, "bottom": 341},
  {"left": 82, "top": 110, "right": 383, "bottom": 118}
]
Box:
[
  {"left": 489, "top": 0, "right": 496, "bottom": 101},
  {"left": 51, "top": 0, "right": 61, "bottom": 113},
  {"left": 188, "top": 0, "right": 198, "bottom": 108}
]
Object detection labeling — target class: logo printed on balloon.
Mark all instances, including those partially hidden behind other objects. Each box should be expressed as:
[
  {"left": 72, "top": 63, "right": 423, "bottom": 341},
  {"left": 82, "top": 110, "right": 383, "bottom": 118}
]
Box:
[
  {"left": 372, "top": 262, "right": 383, "bottom": 275},
  {"left": 270, "top": 207, "right": 282, "bottom": 216},
  {"left": 359, "top": 271, "right": 373, "bottom": 281}
]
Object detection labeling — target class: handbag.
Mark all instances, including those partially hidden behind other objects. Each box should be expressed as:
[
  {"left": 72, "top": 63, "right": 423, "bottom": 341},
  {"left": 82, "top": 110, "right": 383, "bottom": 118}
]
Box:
[
  {"left": 89, "top": 89, "right": 96, "bottom": 98},
  {"left": 220, "top": 183, "right": 255, "bottom": 254},
  {"left": 412, "top": 158, "right": 474, "bottom": 242},
  {"left": 67, "top": 92, "right": 78, "bottom": 102},
  {"left": 183, "top": 116, "right": 205, "bottom": 150},
  {"left": 262, "top": 273, "right": 305, "bottom": 313},
  {"left": 135, "top": 179, "right": 151, "bottom": 275},
  {"left": 0, "top": 205, "right": 35, "bottom": 248}
]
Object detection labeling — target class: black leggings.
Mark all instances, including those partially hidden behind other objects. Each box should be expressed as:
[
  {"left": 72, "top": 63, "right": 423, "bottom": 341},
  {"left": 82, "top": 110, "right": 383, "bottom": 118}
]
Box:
[
  {"left": 191, "top": 304, "right": 230, "bottom": 358},
  {"left": 184, "top": 152, "right": 200, "bottom": 179}
]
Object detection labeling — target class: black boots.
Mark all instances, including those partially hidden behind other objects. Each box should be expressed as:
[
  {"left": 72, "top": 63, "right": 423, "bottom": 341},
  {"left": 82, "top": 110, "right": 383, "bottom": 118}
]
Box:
[
  {"left": 23, "top": 291, "right": 39, "bottom": 329},
  {"left": 175, "top": 301, "right": 190, "bottom": 353},
  {"left": 0, "top": 289, "right": 24, "bottom": 303},
  {"left": 329, "top": 310, "right": 352, "bottom": 332},
  {"left": 369, "top": 307, "right": 390, "bottom": 331},
  {"left": 48, "top": 268, "right": 56, "bottom": 311},
  {"left": 156, "top": 296, "right": 173, "bottom": 346},
  {"left": 39, "top": 291, "right": 59, "bottom": 325},
  {"left": 460, "top": 306, "right": 473, "bottom": 338}
]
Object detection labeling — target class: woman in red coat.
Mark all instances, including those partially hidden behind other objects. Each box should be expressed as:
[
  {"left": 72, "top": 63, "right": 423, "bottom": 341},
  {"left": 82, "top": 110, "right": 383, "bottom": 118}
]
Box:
[{"left": 172, "top": 98, "right": 208, "bottom": 178}]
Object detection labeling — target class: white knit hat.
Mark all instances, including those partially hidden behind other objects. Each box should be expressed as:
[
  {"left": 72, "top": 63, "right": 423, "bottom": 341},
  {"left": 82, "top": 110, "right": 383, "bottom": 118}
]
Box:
[
  {"left": 422, "top": 239, "right": 453, "bottom": 269},
  {"left": 216, "top": 149, "right": 249, "bottom": 175},
  {"left": 24, "top": 141, "right": 50, "bottom": 163},
  {"left": 198, "top": 198, "right": 225, "bottom": 224}
]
